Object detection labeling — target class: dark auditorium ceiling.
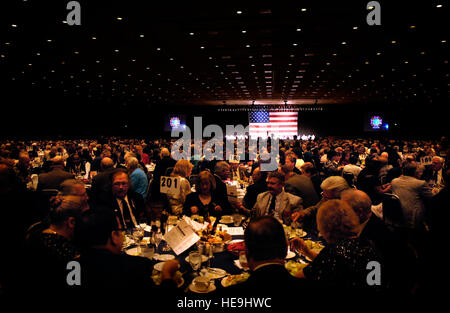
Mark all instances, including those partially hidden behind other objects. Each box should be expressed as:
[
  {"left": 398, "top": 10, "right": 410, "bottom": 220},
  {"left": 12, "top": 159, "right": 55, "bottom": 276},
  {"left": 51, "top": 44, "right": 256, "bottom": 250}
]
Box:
[{"left": 0, "top": 1, "right": 448, "bottom": 107}]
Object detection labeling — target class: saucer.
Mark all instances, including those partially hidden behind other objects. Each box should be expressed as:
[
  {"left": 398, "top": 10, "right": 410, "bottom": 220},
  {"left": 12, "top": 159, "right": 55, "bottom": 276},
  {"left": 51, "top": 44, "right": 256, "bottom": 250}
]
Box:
[
  {"left": 185, "top": 255, "right": 209, "bottom": 263},
  {"left": 189, "top": 282, "right": 216, "bottom": 293},
  {"left": 153, "top": 253, "right": 175, "bottom": 261}
]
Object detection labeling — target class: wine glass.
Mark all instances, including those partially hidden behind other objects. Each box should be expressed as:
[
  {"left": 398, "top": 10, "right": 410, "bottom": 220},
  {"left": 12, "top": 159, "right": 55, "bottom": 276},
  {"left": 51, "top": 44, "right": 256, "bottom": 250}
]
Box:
[
  {"left": 132, "top": 227, "right": 145, "bottom": 254},
  {"left": 188, "top": 251, "right": 202, "bottom": 277}
]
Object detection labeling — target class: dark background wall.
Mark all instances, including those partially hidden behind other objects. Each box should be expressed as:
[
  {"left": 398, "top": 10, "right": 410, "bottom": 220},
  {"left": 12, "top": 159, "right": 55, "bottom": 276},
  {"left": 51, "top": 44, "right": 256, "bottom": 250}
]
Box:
[{"left": 1, "top": 93, "right": 446, "bottom": 140}]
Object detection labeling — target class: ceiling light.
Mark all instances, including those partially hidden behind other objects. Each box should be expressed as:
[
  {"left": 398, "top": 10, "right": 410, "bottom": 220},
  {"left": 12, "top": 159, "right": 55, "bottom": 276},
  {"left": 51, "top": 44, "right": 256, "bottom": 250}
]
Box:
[
  {"left": 117, "top": 17, "right": 123, "bottom": 21},
  {"left": 236, "top": 10, "right": 242, "bottom": 14},
  {"left": 189, "top": 32, "right": 194, "bottom": 36},
  {"left": 246, "top": 45, "right": 250, "bottom": 47},
  {"left": 436, "top": 4, "right": 442, "bottom": 8},
  {"left": 296, "top": 28, "right": 302, "bottom": 31},
  {"left": 341, "top": 41, "right": 347, "bottom": 45},
  {"left": 353, "top": 26, "right": 358, "bottom": 30},
  {"left": 156, "top": 47, "right": 161, "bottom": 51},
  {"left": 140, "top": 34, "right": 144, "bottom": 38},
  {"left": 11, "top": 24, "right": 17, "bottom": 28},
  {"left": 301, "top": 8, "right": 307, "bottom": 12},
  {"left": 200, "top": 46, "right": 205, "bottom": 49},
  {"left": 242, "top": 30, "right": 247, "bottom": 33},
  {"left": 92, "top": 36, "right": 96, "bottom": 40}
]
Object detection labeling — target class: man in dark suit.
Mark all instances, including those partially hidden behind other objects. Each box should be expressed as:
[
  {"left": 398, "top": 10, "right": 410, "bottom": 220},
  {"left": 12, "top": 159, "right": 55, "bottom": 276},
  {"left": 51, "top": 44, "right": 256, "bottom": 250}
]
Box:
[
  {"left": 90, "top": 157, "right": 118, "bottom": 203},
  {"left": 149, "top": 148, "right": 176, "bottom": 201},
  {"left": 242, "top": 167, "right": 268, "bottom": 212},
  {"left": 281, "top": 164, "right": 320, "bottom": 208},
  {"left": 215, "top": 216, "right": 318, "bottom": 309},
  {"left": 36, "top": 156, "right": 74, "bottom": 191},
  {"left": 93, "top": 169, "right": 146, "bottom": 229},
  {"left": 75, "top": 210, "right": 180, "bottom": 302},
  {"left": 341, "top": 189, "right": 417, "bottom": 296},
  {"left": 421, "top": 156, "right": 445, "bottom": 188}
]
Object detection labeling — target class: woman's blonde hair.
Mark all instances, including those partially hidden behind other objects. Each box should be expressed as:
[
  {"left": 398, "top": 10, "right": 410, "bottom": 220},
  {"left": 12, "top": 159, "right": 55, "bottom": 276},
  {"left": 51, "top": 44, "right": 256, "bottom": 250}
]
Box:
[
  {"left": 172, "top": 159, "right": 193, "bottom": 178},
  {"left": 198, "top": 170, "right": 216, "bottom": 191},
  {"left": 316, "top": 199, "right": 360, "bottom": 243}
]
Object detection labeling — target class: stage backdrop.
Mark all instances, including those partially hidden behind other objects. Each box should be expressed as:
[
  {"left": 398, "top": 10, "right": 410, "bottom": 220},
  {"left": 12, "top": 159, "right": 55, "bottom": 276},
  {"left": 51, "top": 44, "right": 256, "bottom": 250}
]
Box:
[{"left": 249, "top": 110, "right": 298, "bottom": 139}]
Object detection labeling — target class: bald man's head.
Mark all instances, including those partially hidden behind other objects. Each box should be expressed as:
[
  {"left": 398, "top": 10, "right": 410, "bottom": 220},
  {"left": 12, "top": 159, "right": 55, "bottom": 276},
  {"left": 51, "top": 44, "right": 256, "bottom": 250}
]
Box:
[
  {"left": 340, "top": 189, "right": 372, "bottom": 224},
  {"left": 101, "top": 157, "right": 114, "bottom": 170},
  {"left": 51, "top": 156, "right": 65, "bottom": 168}
]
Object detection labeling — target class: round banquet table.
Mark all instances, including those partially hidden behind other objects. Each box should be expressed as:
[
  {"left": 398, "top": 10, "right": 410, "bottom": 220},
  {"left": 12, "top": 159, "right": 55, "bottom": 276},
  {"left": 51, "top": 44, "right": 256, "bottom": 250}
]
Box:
[{"left": 124, "top": 221, "right": 325, "bottom": 294}]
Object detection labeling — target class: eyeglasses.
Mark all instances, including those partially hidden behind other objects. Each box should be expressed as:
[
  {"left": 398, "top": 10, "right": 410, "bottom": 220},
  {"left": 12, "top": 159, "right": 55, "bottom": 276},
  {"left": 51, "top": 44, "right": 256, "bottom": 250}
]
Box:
[{"left": 113, "top": 182, "right": 129, "bottom": 186}]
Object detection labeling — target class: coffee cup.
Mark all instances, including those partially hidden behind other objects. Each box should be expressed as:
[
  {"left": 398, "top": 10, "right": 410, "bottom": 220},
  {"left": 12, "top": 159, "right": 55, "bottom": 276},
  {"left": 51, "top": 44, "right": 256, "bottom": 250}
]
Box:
[{"left": 193, "top": 276, "right": 211, "bottom": 292}]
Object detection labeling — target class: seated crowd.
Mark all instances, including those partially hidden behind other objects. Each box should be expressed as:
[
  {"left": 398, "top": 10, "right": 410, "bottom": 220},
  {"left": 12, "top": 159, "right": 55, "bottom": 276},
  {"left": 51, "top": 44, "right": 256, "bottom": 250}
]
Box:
[{"left": 0, "top": 136, "right": 448, "bottom": 305}]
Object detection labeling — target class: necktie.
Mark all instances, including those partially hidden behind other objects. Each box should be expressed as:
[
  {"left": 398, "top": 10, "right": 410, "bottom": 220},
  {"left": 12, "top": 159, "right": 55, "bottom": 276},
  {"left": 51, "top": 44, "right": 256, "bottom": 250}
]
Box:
[
  {"left": 121, "top": 199, "right": 135, "bottom": 229},
  {"left": 268, "top": 195, "right": 276, "bottom": 216}
]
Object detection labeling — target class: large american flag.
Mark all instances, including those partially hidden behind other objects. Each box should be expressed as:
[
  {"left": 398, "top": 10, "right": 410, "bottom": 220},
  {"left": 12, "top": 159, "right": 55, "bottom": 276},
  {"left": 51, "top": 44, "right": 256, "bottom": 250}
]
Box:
[{"left": 249, "top": 110, "right": 298, "bottom": 138}]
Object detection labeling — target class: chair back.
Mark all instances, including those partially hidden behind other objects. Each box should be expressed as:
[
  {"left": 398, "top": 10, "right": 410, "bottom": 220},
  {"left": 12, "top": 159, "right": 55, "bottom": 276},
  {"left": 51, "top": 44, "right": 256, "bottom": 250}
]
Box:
[
  {"left": 25, "top": 221, "right": 48, "bottom": 241},
  {"left": 382, "top": 193, "right": 404, "bottom": 227}
]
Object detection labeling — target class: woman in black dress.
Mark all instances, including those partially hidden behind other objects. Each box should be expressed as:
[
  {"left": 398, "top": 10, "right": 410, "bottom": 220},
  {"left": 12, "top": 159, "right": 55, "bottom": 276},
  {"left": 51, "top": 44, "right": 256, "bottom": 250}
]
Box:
[
  {"left": 290, "top": 199, "right": 382, "bottom": 293},
  {"left": 183, "top": 170, "right": 226, "bottom": 218},
  {"left": 25, "top": 195, "right": 87, "bottom": 291}
]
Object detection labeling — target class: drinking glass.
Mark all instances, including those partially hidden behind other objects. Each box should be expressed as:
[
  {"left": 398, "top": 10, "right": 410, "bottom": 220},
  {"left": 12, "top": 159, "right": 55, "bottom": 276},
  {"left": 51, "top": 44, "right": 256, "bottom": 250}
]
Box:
[
  {"left": 232, "top": 214, "right": 242, "bottom": 227},
  {"left": 239, "top": 251, "right": 249, "bottom": 271},
  {"left": 132, "top": 227, "right": 145, "bottom": 253},
  {"left": 189, "top": 251, "right": 202, "bottom": 276}
]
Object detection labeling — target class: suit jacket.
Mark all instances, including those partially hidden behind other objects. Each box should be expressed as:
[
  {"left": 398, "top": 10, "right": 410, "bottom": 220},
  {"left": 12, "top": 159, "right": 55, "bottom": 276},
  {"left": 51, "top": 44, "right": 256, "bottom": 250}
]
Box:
[
  {"left": 213, "top": 175, "right": 233, "bottom": 215},
  {"left": 253, "top": 190, "right": 302, "bottom": 224},
  {"left": 216, "top": 264, "right": 320, "bottom": 309},
  {"left": 149, "top": 156, "right": 177, "bottom": 199},
  {"left": 285, "top": 174, "right": 320, "bottom": 208},
  {"left": 391, "top": 176, "right": 434, "bottom": 228},
  {"left": 421, "top": 164, "right": 445, "bottom": 186},
  {"left": 93, "top": 191, "right": 146, "bottom": 228},
  {"left": 37, "top": 167, "right": 74, "bottom": 191},
  {"left": 90, "top": 167, "right": 119, "bottom": 203},
  {"left": 76, "top": 248, "right": 177, "bottom": 299}
]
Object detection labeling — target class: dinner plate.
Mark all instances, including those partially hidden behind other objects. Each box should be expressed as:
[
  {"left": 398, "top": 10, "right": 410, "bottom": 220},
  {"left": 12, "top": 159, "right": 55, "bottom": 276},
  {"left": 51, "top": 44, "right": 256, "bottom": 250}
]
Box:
[
  {"left": 153, "top": 253, "right": 175, "bottom": 261},
  {"left": 125, "top": 247, "right": 139, "bottom": 256},
  {"left": 221, "top": 273, "right": 250, "bottom": 288},
  {"left": 285, "top": 250, "right": 296, "bottom": 259},
  {"left": 185, "top": 255, "right": 209, "bottom": 263},
  {"left": 189, "top": 283, "right": 216, "bottom": 294},
  {"left": 228, "top": 239, "right": 244, "bottom": 245},
  {"left": 204, "top": 268, "right": 227, "bottom": 279}
]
